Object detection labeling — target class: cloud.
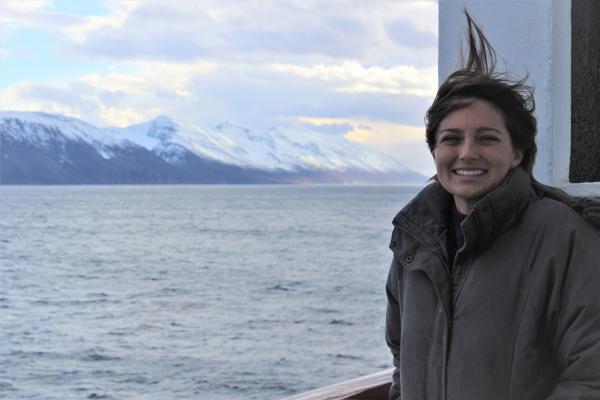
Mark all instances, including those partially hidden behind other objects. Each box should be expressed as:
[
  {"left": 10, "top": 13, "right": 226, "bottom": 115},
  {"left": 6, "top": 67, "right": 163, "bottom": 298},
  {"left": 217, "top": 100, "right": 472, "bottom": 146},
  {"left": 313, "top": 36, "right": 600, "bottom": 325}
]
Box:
[
  {"left": 52, "top": 1, "right": 436, "bottom": 65},
  {"left": 1, "top": 79, "right": 162, "bottom": 127},
  {"left": 0, "top": 0, "right": 84, "bottom": 31},
  {"left": 301, "top": 122, "right": 354, "bottom": 136},
  {"left": 386, "top": 18, "right": 437, "bottom": 49},
  {"left": 178, "top": 62, "right": 434, "bottom": 130},
  {"left": 0, "top": 0, "right": 52, "bottom": 18},
  {"left": 1, "top": 58, "right": 433, "bottom": 128},
  {"left": 96, "top": 105, "right": 156, "bottom": 127},
  {"left": 1, "top": 81, "right": 89, "bottom": 118},
  {"left": 80, "top": 61, "right": 218, "bottom": 97},
  {"left": 0, "top": 56, "right": 219, "bottom": 126},
  {"left": 269, "top": 61, "right": 437, "bottom": 96}
]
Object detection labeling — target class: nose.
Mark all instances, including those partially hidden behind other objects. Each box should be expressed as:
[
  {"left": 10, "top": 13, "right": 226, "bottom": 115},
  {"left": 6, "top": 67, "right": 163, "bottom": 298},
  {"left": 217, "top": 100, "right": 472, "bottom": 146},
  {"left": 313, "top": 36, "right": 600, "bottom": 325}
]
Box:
[{"left": 458, "top": 138, "right": 479, "bottom": 161}]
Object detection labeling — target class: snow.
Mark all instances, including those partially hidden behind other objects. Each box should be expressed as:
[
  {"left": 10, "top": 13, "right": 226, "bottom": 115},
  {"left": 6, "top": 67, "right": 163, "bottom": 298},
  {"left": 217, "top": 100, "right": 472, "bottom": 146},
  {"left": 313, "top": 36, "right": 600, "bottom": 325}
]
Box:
[{"left": 0, "top": 111, "right": 409, "bottom": 174}]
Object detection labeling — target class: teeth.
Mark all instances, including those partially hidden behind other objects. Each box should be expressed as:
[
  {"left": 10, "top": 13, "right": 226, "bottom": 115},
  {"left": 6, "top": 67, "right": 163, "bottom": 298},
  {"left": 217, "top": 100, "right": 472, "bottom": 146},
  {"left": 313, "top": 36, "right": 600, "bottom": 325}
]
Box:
[{"left": 455, "top": 169, "right": 484, "bottom": 176}]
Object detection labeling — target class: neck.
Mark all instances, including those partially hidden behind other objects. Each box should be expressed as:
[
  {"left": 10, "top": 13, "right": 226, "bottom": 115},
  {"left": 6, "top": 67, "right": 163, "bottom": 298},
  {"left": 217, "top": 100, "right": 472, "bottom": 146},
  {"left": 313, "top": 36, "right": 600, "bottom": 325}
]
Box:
[{"left": 453, "top": 197, "right": 476, "bottom": 214}]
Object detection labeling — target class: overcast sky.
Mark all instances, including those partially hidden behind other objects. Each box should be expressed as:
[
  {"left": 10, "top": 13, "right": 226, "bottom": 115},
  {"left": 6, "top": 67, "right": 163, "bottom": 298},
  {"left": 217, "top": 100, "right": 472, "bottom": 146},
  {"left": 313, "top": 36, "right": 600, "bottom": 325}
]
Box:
[{"left": 0, "top": 0, "right": 438, "bottom": 175}]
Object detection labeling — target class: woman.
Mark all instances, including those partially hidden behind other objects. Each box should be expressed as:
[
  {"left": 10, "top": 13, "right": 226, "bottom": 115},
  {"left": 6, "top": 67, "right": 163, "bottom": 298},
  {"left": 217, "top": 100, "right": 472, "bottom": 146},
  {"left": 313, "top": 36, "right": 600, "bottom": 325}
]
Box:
[{"left": 385, "top": 12, "right": 600, "bottom": 400}]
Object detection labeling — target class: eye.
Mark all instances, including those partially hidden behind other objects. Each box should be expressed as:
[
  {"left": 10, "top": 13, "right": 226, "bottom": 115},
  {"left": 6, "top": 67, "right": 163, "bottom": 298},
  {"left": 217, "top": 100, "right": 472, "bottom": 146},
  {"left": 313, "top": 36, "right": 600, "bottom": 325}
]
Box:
[
  {"left": 479, "top": 135, "right": 500, "bottom": 143},
  {"left": 439, "top": 135, "right": 461, "bottom": 145}
]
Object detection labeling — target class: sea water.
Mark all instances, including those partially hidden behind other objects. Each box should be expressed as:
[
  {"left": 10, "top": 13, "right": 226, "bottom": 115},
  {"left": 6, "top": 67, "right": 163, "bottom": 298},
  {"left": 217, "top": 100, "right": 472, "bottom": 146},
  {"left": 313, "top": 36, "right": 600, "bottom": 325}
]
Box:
[{"left": 0, "top": 184, "right": 420, "bottom": 399}]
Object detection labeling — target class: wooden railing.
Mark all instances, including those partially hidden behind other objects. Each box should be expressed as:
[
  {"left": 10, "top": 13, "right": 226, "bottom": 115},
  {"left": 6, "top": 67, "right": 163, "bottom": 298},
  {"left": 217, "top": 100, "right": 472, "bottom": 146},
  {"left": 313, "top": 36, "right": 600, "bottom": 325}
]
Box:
[{"left": 279, "top": 368, "right": 393, "bottom": 400}]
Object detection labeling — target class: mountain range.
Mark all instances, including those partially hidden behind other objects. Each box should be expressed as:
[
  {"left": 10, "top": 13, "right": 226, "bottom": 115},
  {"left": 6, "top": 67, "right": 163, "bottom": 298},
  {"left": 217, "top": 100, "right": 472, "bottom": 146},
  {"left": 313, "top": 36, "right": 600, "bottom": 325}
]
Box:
[{"left": 0, "top": 111, "right": 424, "bottom": 184}]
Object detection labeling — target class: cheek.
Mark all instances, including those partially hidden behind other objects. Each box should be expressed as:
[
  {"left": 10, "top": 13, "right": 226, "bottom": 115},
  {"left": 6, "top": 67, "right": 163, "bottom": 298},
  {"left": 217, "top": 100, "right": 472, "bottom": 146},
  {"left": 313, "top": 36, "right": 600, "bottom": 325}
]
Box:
[
  {"left": 495, "top": 149, "right": 521, "bottom": 169},
  {"left": 432, "top": 148, "right": 449, "bottom": 167}
]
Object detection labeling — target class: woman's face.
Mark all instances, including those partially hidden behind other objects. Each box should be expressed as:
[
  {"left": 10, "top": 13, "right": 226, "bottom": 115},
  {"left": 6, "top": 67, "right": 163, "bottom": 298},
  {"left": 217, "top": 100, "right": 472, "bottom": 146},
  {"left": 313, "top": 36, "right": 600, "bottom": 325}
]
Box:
[{"left": 432, "top": 99, "right": 522, "bottom": 214}]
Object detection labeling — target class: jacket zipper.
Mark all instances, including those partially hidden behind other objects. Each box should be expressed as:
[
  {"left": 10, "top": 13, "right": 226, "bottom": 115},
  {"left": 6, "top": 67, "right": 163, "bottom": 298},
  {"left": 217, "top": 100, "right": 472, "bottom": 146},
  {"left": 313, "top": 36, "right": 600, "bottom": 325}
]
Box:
[{"left": 452, "top": 256, "right": 474, "bottom": 307}]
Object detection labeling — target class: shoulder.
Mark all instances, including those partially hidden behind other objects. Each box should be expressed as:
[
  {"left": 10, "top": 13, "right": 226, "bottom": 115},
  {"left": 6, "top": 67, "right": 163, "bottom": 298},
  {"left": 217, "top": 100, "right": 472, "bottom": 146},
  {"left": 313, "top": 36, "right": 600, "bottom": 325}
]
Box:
[
  {"left": 392, "top": 181, "right": 443, "bottom": 221},
  {"left": 392, "top": 181, "right": 451, "bottom": 230},
  {"left": 531, "top": 180, "right": 600, "bottom": 232},
  {"left": 523, "top": 196, "right": 600, "bottom": 244},
  {"left": 390, "top": 181, "right": 452, "bottom": 251},
  {"left": 528, "top": 196, "right": 581, "bottom": 220}
]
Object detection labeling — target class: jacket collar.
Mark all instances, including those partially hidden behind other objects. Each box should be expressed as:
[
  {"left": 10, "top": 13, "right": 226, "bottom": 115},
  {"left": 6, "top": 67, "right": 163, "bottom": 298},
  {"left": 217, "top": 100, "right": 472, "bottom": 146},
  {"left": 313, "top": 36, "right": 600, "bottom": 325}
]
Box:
[
  {"left": 393, "top": 167, "right": 536, "bottom": 257},
  {"left": 461, "top": 167, "right": 536, "bottom": 252}
]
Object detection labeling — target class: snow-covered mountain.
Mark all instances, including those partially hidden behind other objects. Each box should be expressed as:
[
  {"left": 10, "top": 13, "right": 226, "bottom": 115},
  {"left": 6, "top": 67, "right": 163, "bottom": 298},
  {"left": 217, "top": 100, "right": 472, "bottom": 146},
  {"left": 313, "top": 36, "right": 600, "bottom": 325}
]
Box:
[{"left": 0, "top": 111, "right": 424, "bottom": 184}]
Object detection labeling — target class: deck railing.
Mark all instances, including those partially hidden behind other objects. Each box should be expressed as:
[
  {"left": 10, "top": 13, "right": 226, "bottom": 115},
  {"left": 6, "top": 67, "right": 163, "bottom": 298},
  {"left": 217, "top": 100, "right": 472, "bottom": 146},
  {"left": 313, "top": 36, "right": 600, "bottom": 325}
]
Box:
[{"left": 279, "top": 368, "right": 393, "bottom": 400}]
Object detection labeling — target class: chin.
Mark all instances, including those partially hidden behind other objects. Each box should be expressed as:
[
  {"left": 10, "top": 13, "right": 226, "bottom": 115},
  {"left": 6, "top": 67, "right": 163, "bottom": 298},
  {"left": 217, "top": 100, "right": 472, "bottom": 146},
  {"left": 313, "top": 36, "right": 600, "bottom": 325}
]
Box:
[{"left": 451, "top": 187, "right": 488, "bottom": 202}]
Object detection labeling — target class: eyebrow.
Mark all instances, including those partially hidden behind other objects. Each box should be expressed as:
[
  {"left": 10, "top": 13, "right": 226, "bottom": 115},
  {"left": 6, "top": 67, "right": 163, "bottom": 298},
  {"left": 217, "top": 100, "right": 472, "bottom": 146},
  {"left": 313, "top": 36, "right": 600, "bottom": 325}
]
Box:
[
  {"left": 476, "top": 127, "right": 503, "bottom": 133},
  {"left": 438, "top": 128, "right": 461, "bottom": 135},
  {"left": 438, "top": 127, "right": 503, "bottom": 134}
]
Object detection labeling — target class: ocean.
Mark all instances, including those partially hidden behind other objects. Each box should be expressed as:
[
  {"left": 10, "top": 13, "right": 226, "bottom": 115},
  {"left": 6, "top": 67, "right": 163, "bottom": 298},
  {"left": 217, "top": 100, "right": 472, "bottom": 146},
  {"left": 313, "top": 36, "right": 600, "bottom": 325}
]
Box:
[{"left": 0, "top": 184, "right": 421, "bottom": 399}]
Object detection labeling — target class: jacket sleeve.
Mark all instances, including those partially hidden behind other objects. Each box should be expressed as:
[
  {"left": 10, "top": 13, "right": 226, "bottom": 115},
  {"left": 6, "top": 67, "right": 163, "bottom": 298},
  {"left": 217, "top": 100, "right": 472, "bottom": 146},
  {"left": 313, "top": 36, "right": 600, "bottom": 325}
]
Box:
[
  {"left": 542, "top": 226, "right": 600, "bottom": 399},
  {"left": 386, "top": 253, "right": 402, "bottom": 400}
]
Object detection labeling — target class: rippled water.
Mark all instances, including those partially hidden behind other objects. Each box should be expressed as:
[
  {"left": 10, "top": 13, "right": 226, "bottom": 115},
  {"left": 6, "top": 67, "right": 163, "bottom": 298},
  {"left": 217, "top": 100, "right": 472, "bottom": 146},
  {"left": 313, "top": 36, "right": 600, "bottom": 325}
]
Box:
[{"left": 0, "top": 184, "right": 420, "bottom": 399}]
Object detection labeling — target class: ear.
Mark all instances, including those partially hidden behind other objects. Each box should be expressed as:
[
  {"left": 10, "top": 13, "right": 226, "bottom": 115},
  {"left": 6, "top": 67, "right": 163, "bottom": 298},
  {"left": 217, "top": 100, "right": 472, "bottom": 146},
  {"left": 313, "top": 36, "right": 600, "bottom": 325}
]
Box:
[{"left": 511, "top": 149, "right": 523, "bottom": 168}]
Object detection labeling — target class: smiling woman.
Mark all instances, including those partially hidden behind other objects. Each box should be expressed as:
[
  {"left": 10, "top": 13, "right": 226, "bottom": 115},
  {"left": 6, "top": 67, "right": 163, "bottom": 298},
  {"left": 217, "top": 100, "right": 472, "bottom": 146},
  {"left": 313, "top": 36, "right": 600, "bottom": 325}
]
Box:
[{"left": 385, "top": 10, "right": 600, "bottom": 400}]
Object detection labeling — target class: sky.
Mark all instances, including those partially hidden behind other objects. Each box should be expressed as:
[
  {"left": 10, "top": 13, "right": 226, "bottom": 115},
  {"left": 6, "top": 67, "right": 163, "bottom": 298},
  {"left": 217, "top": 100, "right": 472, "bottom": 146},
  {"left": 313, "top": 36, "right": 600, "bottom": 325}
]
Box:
[{"left": 0, "top": 0, "right": 438, "bottom": 175}]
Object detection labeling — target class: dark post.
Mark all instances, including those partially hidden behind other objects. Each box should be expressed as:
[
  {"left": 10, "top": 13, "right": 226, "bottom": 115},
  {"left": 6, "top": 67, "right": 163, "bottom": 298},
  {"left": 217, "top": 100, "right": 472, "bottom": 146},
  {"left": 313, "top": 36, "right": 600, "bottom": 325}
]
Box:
[{"left": 570, "top": 0, "right": 600, "bottom": 182}]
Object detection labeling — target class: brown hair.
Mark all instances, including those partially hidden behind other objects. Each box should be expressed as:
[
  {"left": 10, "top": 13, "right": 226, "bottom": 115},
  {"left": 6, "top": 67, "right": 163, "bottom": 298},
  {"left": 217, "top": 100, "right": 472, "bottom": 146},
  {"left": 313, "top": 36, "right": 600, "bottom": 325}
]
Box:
[{"left": 425, "top": 11, "right": 537, "bottom": 174}]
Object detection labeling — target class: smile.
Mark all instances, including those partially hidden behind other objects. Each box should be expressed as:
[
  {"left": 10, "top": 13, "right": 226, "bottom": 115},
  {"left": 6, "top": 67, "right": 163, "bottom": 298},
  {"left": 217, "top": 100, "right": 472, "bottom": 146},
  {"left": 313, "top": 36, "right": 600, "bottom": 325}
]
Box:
[{"left": 454, "top": 169, "right": 486, "bottom": 176}]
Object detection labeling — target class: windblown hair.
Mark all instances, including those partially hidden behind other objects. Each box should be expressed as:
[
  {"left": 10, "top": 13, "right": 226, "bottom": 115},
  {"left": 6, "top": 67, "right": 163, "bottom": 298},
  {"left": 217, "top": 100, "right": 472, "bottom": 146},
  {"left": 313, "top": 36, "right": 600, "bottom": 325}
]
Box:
[{"left": 425, "top": 11, "right": 537, "bottom": 174}]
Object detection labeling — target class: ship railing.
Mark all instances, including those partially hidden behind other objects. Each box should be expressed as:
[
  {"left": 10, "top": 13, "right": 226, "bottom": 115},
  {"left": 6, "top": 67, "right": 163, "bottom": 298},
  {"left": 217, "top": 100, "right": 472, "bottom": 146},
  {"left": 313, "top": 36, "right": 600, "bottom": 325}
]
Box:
[{"left": 279, "top": 368, "right": 393, "bottom": 400}]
